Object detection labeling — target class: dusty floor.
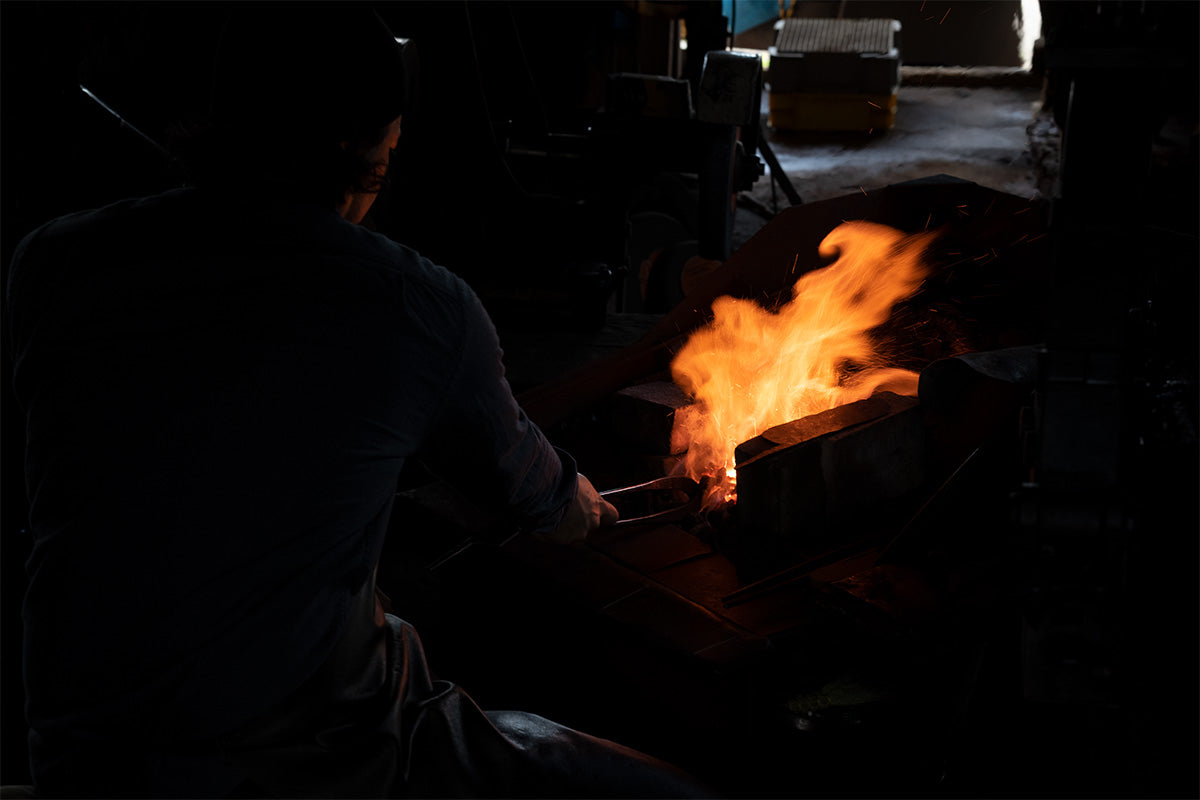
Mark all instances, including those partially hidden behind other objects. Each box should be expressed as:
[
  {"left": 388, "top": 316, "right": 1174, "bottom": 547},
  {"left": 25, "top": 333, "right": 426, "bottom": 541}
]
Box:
[{"left": 736, "top": 81, "right": 1046, "bottom": 245}]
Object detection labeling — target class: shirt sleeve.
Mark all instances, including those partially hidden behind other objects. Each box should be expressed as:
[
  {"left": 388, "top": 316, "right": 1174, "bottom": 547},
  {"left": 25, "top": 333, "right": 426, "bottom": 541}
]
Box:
[{"left": 418, "top": 279, "right": 577, "bottom": 538}]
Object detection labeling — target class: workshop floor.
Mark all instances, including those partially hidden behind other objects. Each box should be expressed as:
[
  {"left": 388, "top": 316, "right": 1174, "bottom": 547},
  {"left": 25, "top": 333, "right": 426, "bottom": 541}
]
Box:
[
  {"left": 500, "top": 78, "right": 1048, "bottom": 396},
  {"left": 736, "top": 79, "right": 1046, "bottom": 246}
]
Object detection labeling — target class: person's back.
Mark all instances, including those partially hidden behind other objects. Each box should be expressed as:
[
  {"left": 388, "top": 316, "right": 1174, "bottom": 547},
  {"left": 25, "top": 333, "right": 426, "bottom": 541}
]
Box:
[
  {"left": 8, "top": 182, "right": 575, "bottom": 795},
  {"left": 7, "top": 6, "right": 714, "bottom": 797}
]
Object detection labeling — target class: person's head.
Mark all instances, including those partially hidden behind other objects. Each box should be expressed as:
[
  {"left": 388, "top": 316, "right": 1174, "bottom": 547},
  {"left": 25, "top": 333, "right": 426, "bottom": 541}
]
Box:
[{"left": 181, "top": 4, "right": 409, "bottom": 220}]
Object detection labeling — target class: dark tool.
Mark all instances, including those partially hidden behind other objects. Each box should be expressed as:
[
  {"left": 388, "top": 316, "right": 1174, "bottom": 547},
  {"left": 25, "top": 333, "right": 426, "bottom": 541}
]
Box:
[
  {"left": 422, "top": 475, "right": 701, "bottom": 572},
  {"left": 600, "top": 476, "right": 702, "bottom": 527},
  {"left": 80, "top": 85, "right": 171, "bottom": 162},
  {"left": 756, "top": 120, "right": 803, "bottom": 206},
  {"left": 720, "top": 534, "right": 881, "bottom": 608}
]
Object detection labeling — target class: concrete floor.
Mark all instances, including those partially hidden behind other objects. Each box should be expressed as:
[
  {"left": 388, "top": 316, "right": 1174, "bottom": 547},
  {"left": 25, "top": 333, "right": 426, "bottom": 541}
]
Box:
[{"left": 735, "top": 80, "right": 1046, "bottom": 246}]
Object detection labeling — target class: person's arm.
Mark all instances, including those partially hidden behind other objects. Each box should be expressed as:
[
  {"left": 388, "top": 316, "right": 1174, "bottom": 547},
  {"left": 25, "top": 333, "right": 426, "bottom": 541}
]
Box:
[
  {"left": 538, "top": 473, "right": 618, "bottom": 544},
  {"left": 418, "top": 281, "right": 615, "bottom": 544}
]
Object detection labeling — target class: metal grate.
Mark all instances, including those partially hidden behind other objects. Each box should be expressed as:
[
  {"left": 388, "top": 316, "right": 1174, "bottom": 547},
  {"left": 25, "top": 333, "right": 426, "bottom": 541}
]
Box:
[{"left": 774, "top": 18, "right": 896, "bottom": 55}]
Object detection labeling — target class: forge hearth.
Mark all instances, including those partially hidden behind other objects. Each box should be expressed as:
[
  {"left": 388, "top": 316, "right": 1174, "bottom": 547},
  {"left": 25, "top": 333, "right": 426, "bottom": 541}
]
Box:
[
  {"left": 569, "top": 176, "right": 1049, "bottom": 584},
  {"left": 734, "top": 391, "right": 924, "bottom": 572},
  {"left": 396, "top": 176, "right": 1050, "bottom": 797},
  {"left": 600, "top": 383, "right": 926, "bottom": 578}
]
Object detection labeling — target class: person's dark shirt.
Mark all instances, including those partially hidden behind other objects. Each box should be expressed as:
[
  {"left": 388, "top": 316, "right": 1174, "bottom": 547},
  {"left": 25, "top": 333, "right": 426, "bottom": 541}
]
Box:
[{"left": 6, "top": 188, "right": 576, "bottom": 759}]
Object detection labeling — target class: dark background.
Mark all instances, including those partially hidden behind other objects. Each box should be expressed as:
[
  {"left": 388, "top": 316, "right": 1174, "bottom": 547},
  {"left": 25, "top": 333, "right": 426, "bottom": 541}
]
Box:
[{"left": 3, "top": 1, "right": 1197, "bottom": 793}]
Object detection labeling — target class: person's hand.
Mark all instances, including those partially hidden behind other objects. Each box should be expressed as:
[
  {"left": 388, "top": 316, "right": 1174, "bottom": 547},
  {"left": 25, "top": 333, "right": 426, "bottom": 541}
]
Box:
[{"left": 541, "top": 474, "right": 618, "bottom": 545}]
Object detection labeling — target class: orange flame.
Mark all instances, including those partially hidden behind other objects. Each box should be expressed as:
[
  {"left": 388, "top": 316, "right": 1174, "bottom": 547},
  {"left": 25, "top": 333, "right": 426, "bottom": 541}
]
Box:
[{"left": 669, "top": 221, "right": 936, "bottom": 507}]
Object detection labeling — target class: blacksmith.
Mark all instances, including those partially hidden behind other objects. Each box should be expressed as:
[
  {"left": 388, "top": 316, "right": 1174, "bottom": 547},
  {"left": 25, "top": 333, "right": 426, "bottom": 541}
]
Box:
[{"left": 6, "top": 6, "right": 710, "bottom": 797}]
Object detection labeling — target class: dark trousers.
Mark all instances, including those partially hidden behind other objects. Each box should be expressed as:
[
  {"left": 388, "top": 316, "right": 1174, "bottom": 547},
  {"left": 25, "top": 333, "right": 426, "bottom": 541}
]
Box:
[{"left": 218, "top": 576, "right": 716, "bottom": 798}]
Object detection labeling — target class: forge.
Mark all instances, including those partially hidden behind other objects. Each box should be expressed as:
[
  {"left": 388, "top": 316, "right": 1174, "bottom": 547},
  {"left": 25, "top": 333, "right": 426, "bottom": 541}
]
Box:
[
  {"left": 383, "top": 175, "right": 1052, "bottom": 796},
  {"left": 520, "top": 174, "right": 1046, "bottom": 567},
  {"left": 733, "top": 390, "right": 925, "bottom": 574}
]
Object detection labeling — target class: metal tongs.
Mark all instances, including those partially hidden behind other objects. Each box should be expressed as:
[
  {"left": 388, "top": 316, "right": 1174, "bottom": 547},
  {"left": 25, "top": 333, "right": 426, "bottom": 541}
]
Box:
[{"left": 600, "top": 476, "right": 703, "bottom": 527}]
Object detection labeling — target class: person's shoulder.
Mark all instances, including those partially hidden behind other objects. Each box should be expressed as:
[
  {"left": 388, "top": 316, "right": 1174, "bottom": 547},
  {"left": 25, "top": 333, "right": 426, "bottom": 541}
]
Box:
[
  {"left": 38, "top": 189, "right": 190, "bottom": 233},
  {"left": 14, "top": 189, "right": 193, "bottom": 255},
  {"left": 344, "top": 224, "right": 472, "bottom": 303}
]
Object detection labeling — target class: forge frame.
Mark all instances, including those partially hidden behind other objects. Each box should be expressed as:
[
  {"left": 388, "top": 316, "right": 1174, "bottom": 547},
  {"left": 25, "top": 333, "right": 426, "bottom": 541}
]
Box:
[{"left": 379, "top": 175, "right": 1193, "bottom": 797}]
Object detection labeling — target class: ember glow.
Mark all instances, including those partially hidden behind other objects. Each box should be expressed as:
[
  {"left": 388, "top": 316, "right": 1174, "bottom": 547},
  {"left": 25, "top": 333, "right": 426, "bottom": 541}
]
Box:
[{"left": 670, "top": 221, "right": 936, "bottom": 507}]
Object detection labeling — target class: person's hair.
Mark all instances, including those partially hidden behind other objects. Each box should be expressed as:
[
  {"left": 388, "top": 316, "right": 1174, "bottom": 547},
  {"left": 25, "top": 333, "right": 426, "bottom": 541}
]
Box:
[
  {"left": 175, "top": 117, "right": 395, "bottom": 209},
  {"left": 175, "top": 5, "right": 407, "bottom": 208}
]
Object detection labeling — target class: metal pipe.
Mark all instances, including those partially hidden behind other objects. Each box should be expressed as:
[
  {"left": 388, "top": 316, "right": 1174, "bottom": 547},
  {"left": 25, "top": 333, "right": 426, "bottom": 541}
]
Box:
[{"left": 80, "top": 84, "right": 171, "bottom": 161}]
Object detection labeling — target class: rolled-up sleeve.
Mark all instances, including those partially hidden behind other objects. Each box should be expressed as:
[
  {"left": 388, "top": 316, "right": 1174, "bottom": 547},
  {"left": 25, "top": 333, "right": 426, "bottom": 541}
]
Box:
[{"left": 419, "top": 281, "right": 577, "bottom": 537}]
